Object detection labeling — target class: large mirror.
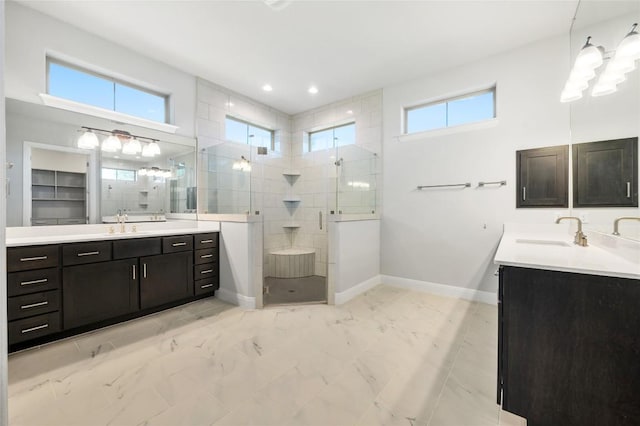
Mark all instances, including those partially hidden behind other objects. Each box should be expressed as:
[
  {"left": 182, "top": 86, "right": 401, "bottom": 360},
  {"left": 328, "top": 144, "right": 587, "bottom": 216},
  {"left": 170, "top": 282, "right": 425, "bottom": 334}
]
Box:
[
  {"left": 569, "top": 1, "right": 640, "bottom": 240},
  {"left": 6, "top": 98, "right": 197, "bottom": 227}
]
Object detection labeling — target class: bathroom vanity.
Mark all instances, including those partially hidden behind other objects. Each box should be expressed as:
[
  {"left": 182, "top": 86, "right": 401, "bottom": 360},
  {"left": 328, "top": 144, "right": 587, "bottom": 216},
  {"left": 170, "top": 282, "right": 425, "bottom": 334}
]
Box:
[
  {"left": 494, "top": 224, "right": 640, "bottom": 426},
  {"left": 6, "top": 224, "right": 219, "bottom": 352}
]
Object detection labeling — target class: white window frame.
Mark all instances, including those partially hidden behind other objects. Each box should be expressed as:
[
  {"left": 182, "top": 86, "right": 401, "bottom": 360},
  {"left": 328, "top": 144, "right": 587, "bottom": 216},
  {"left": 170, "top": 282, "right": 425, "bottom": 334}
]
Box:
[
  {"left": 224, "top": 115, "right": 276, "bottom": 151},
  {"left": 306, "top": 121, "right": 356, "bottom": 153},
  {"left": 403, "top": 86, "right": 497, "bottom": 136},
  {"left": 46, "top": 57, "right": 171, "bottom": 126}
]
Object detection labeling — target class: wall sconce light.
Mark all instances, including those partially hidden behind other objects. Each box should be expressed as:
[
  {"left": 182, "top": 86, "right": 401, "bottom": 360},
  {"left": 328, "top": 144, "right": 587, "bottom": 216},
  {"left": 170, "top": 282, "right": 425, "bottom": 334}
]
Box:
[
  {"left": 232, "top": 155, "right": 252, "bottom": 172},
  {"left": 138, "top": 167, "right": 172, "bottom": 178},
  {"left": 562, "top": 24, "right": 640, "bottom": 102},
  {"left": 77, "top": 127, "right": 161, "bottom": 156}
]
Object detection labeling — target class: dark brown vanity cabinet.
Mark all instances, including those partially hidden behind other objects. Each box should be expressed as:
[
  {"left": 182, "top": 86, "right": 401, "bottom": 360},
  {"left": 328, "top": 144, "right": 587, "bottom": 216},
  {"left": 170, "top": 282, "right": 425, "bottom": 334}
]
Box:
[
  {"left": 498, "top": 266, "right": 640, "bottom": 426},
  {"left": 6, "top": 245, "right": 62, "bottom": 345},
  {"left": 139, "top": 235, "right": 195, "bottom": 309},
  {"left": 7, "top": 231, "right": 219, "bottom": 350},
  {"left": 516, "top": 145, "right": 568, "bottom": 208},
  {"left": 193, "top": 232, "right": 219, "bottom": 296},
  {"left": 63, "top": 258, "right": 138, "bottom": 329},
  {"left": 573, "top": 137, "right": 638, "bottom": 207}
]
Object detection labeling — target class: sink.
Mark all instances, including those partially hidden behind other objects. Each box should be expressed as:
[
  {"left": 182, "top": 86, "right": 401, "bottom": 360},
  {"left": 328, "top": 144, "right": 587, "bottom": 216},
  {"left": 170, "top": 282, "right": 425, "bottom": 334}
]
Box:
[
  {"left": 103, "top": 231, "right": 153, "bottom": 236},
  {"left": 516, "top": 238, "right": 572, "bottom": 247}
]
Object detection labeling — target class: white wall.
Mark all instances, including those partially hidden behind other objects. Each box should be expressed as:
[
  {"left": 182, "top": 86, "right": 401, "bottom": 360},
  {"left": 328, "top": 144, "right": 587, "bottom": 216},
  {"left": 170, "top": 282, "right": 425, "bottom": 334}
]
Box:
[
  {"left": 216, "top": 221, "right": 262, "bottom": 308},
  {"left": 5, "top": 2, "right": 196, "bottom": 137},
  {"left": 329, "top": 219, "right": 381, "bottom": 304},
  {"left": 1, "top": 0, "right": 8, "bottom": 422},
  {"left": 382, "top": 34, "right": 571, "bottom": 294}
]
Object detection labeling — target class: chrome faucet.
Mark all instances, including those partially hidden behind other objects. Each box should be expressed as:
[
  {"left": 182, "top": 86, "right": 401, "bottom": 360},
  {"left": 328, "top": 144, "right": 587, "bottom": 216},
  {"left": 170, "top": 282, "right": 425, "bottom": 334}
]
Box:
[
  {"left": 613, "top": 217, "right": 640, "bottom": 236},
  {"left": 555, "top": 216, "right": 588, "bottom": 246}
]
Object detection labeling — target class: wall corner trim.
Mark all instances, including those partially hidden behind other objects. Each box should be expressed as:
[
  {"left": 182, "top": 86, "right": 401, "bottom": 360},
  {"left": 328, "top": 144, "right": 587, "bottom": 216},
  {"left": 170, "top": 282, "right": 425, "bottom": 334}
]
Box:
[
  {"left": 215, "top": 288, "right": 256, "bottom": 309},
  {"left": 334, "top": 275, "right": 382, "bottom": 305},
  {"left": 381, "top": 275, "right": 497, "bottom": 305}
]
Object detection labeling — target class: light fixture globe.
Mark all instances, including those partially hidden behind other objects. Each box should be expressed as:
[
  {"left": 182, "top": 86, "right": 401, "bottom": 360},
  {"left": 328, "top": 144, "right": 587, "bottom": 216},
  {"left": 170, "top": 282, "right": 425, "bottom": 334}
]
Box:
[
  {"left": 591, "top": 81, "right": 618, "bottom": 97},
  {"left": 616, "top": 24, "right": 640, "bottom": 59},
  {"left": 560, "top": 88, "right": 583, "bottom": 103},
  {"left": 148, "top": 141, "right": 161, "bottom": 156},
  {"left": 569, "top": 67, "right": 596, "bottom": 82},
  {"left": 77, "top": 129, "right": 100, "bottom": 149},
  {"left": 574, "top": 37, "right": 604, "bottom": 70},
  {"left": 141, "top": 144, "right": 154, "bottom": 157},
  {"left": 101, "top": 134, "right": 122, "bottom": 152},
  {"left": 608, "top": 55, "right": 636, "bottom": 74}
]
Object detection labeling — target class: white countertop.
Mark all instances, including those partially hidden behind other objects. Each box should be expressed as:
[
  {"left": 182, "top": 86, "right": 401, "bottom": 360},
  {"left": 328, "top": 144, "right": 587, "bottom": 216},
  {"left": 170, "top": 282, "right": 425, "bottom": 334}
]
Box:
[
  {"left": 6, "top": 221, "right": 220, "bottom": 247},
  {"left": 494, "top": 223, "right": 640, "bottom": 280}
]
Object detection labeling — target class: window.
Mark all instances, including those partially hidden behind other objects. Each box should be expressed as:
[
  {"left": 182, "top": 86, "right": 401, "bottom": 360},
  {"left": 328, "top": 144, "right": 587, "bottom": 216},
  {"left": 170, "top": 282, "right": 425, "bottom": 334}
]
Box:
[
  {"left": 101, "top": 168, "right": 136, "bottom": 182},
  {"left": 47, "top": 59, "right": 168, "bottom": 123},
  {"left": 404, "top": 88, "right": 495, "bottom": 134},
  {"left": 225, "top": 116, "right": 275, "bottom": 150},
  {"left": 308, "top": 122, "right": 355, "bottom": 152}
]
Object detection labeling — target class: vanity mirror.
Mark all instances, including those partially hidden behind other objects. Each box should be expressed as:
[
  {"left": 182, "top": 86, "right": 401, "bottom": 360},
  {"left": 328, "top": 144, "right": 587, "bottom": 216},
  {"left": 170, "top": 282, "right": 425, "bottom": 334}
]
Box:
[
  {"left": 5, "top": 98, "right": 197, "bottom": 227},
  {"left": 568, "top": 1, "right": 640, "bottom": 240}
]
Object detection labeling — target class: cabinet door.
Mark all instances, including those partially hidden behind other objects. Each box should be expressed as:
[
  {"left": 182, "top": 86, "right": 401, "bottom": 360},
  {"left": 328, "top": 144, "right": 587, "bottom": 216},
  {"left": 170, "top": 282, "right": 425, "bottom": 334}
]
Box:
[
  {"left": 140, "top": 252, "right": 193, "bottom": 309},
  {"left": 516, "top": 145, "right": 568, "bottom": 208},
  {"left": 573, "top": 137, "right": 638, "bottom": 207},
  {"left": 502, "top": 266, "right": 640, "bottom": 425},
  {"left": 63, "top": 259, "right": 138, "bottom": 329}
]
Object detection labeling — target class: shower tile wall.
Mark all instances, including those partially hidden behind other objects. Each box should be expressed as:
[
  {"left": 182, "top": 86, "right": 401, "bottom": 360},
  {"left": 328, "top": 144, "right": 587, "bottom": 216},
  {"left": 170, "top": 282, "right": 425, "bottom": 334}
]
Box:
[
  {"left": 195, "top": 78, "right": 293, "bottom": 277},
  {"left": 100, "top": 158, "right": 166, "bottom": 216},
  {"left": 195, "top": 78, "right": 383, "bottom": 279},
  {"left": 291, "top": 90, "right": 383, "bottom": 276}
]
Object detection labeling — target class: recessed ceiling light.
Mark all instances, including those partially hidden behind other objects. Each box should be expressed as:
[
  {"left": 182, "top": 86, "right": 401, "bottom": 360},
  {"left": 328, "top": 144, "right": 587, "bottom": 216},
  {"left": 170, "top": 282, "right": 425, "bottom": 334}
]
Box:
[
  {"left": 346, "top": 110, "right": 353, "bottom": 115},
  {"left": 262, "top": 84, "right": 273, "bottom": 92},
  {"left": 225, "top": 101, "right": 235, "bottom": 107},
  {"left": 308, "top": 86, "right": 319, "bottom": 94}
]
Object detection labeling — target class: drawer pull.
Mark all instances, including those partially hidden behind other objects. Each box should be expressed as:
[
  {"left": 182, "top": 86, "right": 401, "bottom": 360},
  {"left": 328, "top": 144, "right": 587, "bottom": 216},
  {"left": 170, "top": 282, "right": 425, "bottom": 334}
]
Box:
[
  {"left": 200, "top": 239, "right": 213, "bottom": 244},
  {"left": 21, "top": 324, "right": 49, "bottom": 334},
  {"left": 20, "top": 256, "right": 47, "bottom": 262},
  {"left": 200, "top": 254, "right": 213, "bottom": 259},
  {"left": 143, "top": 263, "right": 147, "bottom": 279},
  {"left": 201, "top": 284, "right": 214, "bottom": 289},
  {"left": 20, "top": 278, "right": 48, "bottom": 286},
  {"left": 200, "top": 269, "right": 214, "bottom": 275},
  {"left": 132, "top": 264, "right": 136, "bottom": 280},
  {"left": 77, "top": 251, "right": 100, "bottom": 257},
  {"left": 21, "top": 301, "right": 49, "bottom": 310},
  {"left": 172, "top": 242, "right": 187, "bottom": 247}
]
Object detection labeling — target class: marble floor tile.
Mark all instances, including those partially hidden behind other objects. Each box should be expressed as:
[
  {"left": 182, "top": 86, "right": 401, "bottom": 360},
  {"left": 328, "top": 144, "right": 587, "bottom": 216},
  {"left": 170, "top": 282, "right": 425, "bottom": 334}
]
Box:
[{"left": 8, "top": 285, "right": 508, "bottom": 426}]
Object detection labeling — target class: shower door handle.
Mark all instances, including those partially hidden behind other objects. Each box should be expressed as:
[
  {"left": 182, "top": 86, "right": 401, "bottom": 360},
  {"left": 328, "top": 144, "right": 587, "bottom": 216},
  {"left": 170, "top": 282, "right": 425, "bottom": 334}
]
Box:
[{"left": 319, "top": 211, "right": 322, "bottom": 230}]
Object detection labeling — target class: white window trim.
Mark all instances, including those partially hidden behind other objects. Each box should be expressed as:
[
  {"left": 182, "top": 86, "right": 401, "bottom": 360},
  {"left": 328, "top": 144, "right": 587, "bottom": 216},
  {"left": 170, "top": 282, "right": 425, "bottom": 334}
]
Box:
[
  {"left": 39, "top": 94, "right": 179, "bottom": 134},
  {"left": 305, "top": 120, "right": 356, "bottom": 152},
  {"left": 396, "top": 117, "right": 500, "bottom": 142},
  {"left": 402, "top": 83, "right": 497, "bottom": 135}
]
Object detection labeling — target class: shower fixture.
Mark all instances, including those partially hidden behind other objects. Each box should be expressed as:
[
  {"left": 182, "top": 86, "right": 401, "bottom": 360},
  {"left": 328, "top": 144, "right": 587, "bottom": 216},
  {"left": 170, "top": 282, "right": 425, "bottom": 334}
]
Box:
[{"left": 334, "top": 158, "right": 344, "bottom": 166}]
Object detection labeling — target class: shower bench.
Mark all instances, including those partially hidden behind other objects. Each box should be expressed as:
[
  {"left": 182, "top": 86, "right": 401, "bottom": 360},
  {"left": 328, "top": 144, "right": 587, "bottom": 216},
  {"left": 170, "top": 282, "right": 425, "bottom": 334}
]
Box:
[{"left": 269, "top": 248, "right": 315, "bottom": 278}]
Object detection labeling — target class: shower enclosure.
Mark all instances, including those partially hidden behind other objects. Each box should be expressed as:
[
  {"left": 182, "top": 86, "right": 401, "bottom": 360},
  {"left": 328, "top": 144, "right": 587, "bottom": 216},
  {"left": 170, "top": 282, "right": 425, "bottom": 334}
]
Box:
[{"left": 201, "top": 137, "right": 378, "bottom": 306}]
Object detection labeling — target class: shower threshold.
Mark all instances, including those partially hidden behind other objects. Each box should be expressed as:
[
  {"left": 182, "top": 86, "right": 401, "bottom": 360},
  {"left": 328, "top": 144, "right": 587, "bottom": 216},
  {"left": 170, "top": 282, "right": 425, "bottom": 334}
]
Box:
[{"left": 264, "top": 275, "right": 327, "bottom": 306}]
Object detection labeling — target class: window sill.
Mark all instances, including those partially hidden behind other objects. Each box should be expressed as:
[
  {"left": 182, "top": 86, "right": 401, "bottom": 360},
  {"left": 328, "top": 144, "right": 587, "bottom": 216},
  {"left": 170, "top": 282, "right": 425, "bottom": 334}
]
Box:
[
  {"left": 397, "top": 117, "right": 499, "bottom": 142},
  {"left": 39, "top": 94, "right": 179, "bottom": 134}
]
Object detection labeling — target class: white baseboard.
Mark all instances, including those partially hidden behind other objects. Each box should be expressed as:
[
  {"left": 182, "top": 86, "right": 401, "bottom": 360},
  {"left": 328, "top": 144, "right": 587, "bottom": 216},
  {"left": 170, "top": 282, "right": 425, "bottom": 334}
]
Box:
[
  {"left": 215, "top": 288, "right": 256, "bottom": 309},
  {"left": 381, "top": 275, "right": 497, "bottom": 305},
  {"left": 335, "top": 275, "right": 382, "bottom": 305}
]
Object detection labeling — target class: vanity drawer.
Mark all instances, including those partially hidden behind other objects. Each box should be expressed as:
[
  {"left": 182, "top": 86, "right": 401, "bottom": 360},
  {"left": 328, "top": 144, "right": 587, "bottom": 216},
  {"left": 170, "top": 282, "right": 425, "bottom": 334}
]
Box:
[
  {"left": 8, "top": 268, "right": 59, "bottom": 297},
  {"left": 62, "top": 241, "right": 112, "bottom": 266},
  {"left": 194, "top": 276, "right": 219, "bottom": 296},
  {"left": 113, "top": 237, "right": 161, "bottom": 259},
  {"left": 163, "top": 235, "right": 193, "bottom": 253},
  {"left": 8, "top": 245, "right": 59, "bottom": 272},
  {"left": 195, "top": 233, "right": 218, "bottom": 250},
  {"left": 194, "top": 248, "right": 218, "bottom": 265},
  {"left": 9, "top": 312, "right": 61, "bottom": 345},
  {"left": 8, "top": 291, "right": 60, "bottom": 321},
  {"left": 194, "top": 263, "right": 217, "bottom": 278}
]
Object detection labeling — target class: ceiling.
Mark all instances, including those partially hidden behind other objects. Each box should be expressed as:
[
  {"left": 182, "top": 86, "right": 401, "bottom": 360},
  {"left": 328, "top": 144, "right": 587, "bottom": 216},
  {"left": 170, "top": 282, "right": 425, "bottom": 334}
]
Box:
[{"left": 13, "top": 0, "right": 593, "bottom": 115}]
